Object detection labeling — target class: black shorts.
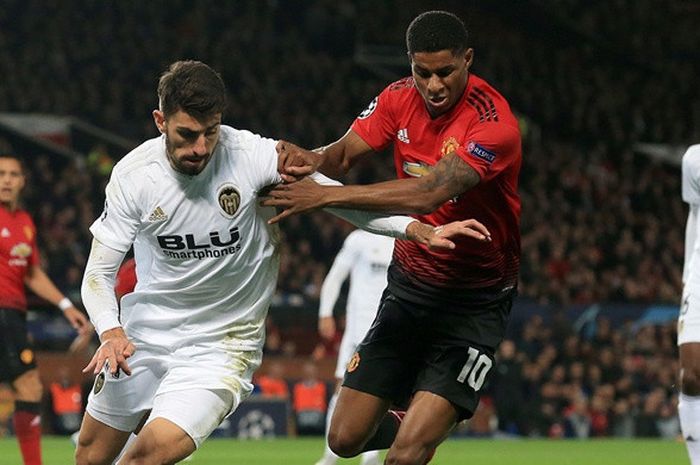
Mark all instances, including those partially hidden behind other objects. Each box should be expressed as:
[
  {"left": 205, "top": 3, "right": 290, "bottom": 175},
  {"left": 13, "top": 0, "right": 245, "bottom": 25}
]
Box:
[
  {"left": 0, "top": 308, "right": 37, "bottom": 383},
  {"left": 342, "top": 288, "right": 513, "bottom": 421}
]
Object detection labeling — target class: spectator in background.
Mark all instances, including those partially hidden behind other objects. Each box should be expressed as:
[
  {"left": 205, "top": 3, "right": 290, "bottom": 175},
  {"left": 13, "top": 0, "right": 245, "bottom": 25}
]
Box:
[
  {"left": 313, "top": 229, "right": 393, "bottom": 465},
  {"left": 0, "top": 154, "right": 92, "bottom": 465},
  {"left": 678, "top": 144, "right": 700, "bottom": 465},
  {"left": 256, "top": 361, "right": 290, "bottom": 400},
  {"left": 293, "top": 361, "right": 327, "bottom": 435},
  {"left": 492, "top": 339, "right": 525, "bottom": 435},
  {"left": 49, "top": 367, "right": 83, "bottom": 435}
]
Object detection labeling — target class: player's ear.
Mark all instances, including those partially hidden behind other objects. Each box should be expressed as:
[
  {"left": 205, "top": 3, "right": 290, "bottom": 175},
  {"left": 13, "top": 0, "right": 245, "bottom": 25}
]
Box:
[
  {"left": 152, "top": 110, "right": 166, "bottom": 134},
  {"left": 464, "top": 48, "right": 474, "bottom": 70}
]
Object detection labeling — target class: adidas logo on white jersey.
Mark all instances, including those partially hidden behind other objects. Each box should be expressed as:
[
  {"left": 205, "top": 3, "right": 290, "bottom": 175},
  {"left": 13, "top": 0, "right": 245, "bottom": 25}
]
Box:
[
  {"left": 148, "top": 206, "right": 168, "bottom": 222},
  {"left": 397, "top": 128, "right": 410, "bottom": 144}
]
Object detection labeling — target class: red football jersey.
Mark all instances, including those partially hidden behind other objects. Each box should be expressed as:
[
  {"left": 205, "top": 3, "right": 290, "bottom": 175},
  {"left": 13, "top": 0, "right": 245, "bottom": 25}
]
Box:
[
  {"left": 0, "top": 204, "right": 40, "bottom": 310},
  {"left": 351, "top": 74, "right": 521, "bottom": 290},
  {"left": 115, "top": 257, "right": 137, "bottom": 300}
]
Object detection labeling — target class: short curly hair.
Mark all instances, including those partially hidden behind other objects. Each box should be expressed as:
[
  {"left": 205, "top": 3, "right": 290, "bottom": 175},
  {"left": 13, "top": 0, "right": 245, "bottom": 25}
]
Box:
[
  {"left": 406, "top": 11, "right": 469, "bottom": 55},
  {"left": 157, "top": 60, "right": 227, "bottom": 119}
]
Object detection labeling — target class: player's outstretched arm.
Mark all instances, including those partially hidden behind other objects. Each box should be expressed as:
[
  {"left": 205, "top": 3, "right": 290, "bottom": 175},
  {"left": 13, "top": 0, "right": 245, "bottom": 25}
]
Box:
[
  {"left": 277, "top": 129, "right": 374, "bottom": 181},
  {"left": 263, "top": 151, "right": 480, "bottom": 223}
]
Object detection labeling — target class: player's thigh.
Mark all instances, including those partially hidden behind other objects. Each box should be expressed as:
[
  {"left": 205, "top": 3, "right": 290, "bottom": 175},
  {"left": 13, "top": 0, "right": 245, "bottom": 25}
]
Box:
[
  {"left": 138, "top": 388, "right": 234, "bottom": 455},
  {"left": 330, "top": 386, "right": 391, "bottom": 447},
  {"left": 85, "top": 344, "right": 165, "bottom": 433},
  {"left": 12, "top": 368, "right": 42, "bottom": 401},
  {"left": 75, "top": 412, "right": 132, "bottom": 465},
  {"left": 680, "top": 343, "right": 700, "bottom": 394},
  {"left": 387, "top": 391, "right": 458, "bottom": 463},
  {"left": 415, "top": 295, "right": 511, "bottom": 420},
  {"left": 0, "top": 308, "right": 38, "bottom": 387}
]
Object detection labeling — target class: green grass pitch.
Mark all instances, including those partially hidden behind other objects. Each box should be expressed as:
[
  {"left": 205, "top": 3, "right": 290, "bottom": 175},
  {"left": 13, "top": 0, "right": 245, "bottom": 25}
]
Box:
[{"left": 0, "top": 436, "right": 688, "bottom": 464}]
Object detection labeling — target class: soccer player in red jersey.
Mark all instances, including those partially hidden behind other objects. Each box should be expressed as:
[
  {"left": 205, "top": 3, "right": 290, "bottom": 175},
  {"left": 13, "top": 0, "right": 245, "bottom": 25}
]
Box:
[
  {"left": 0, "top": 154, "right": 92, "bottom": 465},
  {"left": 264, "top": 11, "right": 521, "bottom": 465}
]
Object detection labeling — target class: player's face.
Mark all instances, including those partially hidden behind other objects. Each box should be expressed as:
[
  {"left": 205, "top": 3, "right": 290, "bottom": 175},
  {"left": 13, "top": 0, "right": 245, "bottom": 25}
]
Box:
[
  {"left": 0, "top": 157, "right": 25, "bottom": 209},
  {"left": 410, "top": 48, "right": 473, "bottom": 118},
  {"left": 153, "top": 109, "right": 222, "bottom": 176}
]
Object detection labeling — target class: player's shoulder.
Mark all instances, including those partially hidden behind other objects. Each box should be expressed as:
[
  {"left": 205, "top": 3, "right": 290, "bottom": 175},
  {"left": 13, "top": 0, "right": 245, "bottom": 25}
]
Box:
[
  {"left": 112, "top": 135, "right": 165, "bottom": 177},
  {"left": 465, "top": 74, "right": 518, "bottom": 127},
  {"left": 218, "top": 125, "right": 275, "bottom": 158},
  {"left": 386, "top": 76, "right": 415, "bottom": 93},
  {"left": 682, "top": 144, "right": 700, "bottom": 169}
]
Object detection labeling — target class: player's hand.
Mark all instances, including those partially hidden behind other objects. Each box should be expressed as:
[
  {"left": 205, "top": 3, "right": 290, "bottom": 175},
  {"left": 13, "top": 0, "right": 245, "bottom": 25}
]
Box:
[
  {"left": 318, "top": 316, "right": 336, "bottom": 341},
  {"left": 63, "top": 306, "right": 93, "bottom": 335},
  {"left": 260, "top": 177, "right": 327, "bottom": 224},
  {"left": 83, "top": 327, "right": 136, "bottom": 377},
  {"left": 407, "top": 219, "right": 491, "bottom": 251},
  {"left": 276, "top": 140, "right": 322, "bottom": 183}
]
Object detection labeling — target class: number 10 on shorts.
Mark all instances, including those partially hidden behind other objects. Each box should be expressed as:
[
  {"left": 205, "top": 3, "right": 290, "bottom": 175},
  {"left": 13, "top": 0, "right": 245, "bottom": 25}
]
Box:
[{"left": 457, "top": 347, "right": 492, "bottom": 391}]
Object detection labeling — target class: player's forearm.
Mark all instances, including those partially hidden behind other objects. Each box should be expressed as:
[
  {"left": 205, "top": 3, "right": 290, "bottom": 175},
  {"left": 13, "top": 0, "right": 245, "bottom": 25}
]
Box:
[
  {"left": 24, "top": 267, "right": 65, "bottom": 305},
  {"left": 321, "top": 177, "right": 454, "bottom": 215},
  {"left": 81, "top": 239, "right": 126, "bottom": 336},
  {"left": 316, "top": 141, "right": 352, "bottom": 179}
]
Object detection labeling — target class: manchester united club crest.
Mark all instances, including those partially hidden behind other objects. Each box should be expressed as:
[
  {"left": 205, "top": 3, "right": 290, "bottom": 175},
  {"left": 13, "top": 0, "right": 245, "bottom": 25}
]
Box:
[
  {"left": 347, "top": 352, "right": 361, "bottom": 373},
  {"left": 441, "top": 136, "right": 460, "bottom": 157},
  {"left": 217, "top": 184, "right": 241, "bottom": 218}
]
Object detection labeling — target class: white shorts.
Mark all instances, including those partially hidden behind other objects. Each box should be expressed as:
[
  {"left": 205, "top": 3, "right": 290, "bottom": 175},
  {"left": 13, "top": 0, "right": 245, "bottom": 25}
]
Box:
[
  {"left": 679, "top": 291, "right": 700, "bottom": 345},
  {"left": 335, "top": 329, "right": 364, "bottom": 379},
  {"left": 86, "top": 339, "right": 262, "bottom": 447}
]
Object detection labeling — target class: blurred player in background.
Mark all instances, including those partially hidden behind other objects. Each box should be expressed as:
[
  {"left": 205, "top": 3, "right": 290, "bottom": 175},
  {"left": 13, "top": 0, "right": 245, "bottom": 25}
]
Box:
[
  {"left": 314, "top": 230, "right": 394, "bottom": 465},
  {"left": 267, "top": 10, "right": 521, "bottom": 465},
  {"left": 679, "top": 144, "right": 700, "bottom": 465},
  {"left": 0, "top": 154, "right": 92, "bottom": 465},
  {"left": 76, "top": 60, "right": 491, "bottom": 465}
]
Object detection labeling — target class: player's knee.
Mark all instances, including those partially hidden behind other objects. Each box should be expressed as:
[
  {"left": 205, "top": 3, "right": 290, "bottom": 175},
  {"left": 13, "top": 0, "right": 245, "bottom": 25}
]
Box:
[
  {"left": 385, "top": 444, "right": 432, "bottom": 465},
  {"left": 682, "top": 366, "right": 700, "bottom": 395},
  {"left": 74, "top": 445, "right": 112, "bottom": 465},
  {"left": 384, "top": 449, "right": 423, "bottom": 465},
  {"left": 328, "top": 429, "right": 363, "bottom": 458}
]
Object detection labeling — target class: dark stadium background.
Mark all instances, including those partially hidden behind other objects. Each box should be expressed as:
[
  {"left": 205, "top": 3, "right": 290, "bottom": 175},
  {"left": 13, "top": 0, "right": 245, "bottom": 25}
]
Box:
[{"left": 0, "top": 0, "right": 698, "bottom": 443}]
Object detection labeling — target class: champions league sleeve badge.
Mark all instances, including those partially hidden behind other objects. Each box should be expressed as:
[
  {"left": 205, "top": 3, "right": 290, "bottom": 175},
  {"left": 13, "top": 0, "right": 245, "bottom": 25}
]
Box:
[{"left": 217, "top": 183, "right": 241, "bottom": 218}]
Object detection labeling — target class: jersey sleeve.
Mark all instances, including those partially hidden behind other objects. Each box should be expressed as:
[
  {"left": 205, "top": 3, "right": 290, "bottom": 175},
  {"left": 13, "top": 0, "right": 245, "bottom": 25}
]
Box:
[
  {"left": 242, "top": 131, "right": 282, "bottom": 190},
  {"left": 89, "top": 169, "right": 142, "bottom": 252},
  {"left": 28, "top": 217, "right": 40, "bottom": 267},
  {"left": 318, "top": 232, "right": 359, "bottom": 318},
  {"left": 350, "top": 88, "right": 397, "bottom": 152},
  {"left": 455, "top": 122, "right": 521, "bottom": 182},
  {"left": 682, "top": 145, "right": 700, "bottom": 205}
]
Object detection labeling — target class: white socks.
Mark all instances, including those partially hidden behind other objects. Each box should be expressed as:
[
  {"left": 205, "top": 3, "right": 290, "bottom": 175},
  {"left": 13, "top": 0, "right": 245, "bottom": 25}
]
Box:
[{"left": 680, "top": 393, "right": 700, "bottom": 465}]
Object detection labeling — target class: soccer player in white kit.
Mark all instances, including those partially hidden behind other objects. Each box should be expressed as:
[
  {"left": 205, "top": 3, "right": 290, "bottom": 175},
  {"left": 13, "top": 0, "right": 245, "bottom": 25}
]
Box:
[
  {"left": 680, "top": 144, "right": 700, "bottom": 465},
  {"left": 75, "top": 60, "right": 492, "bottom": 465},
  {"left": 314, "top": 230, "right": 394, "bottom": 465}
]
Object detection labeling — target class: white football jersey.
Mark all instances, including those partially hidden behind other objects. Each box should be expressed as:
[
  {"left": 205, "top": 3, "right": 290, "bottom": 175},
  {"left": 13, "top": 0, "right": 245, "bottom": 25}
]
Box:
[
  {"left": 683, "top": 145, "right": 700, "bottom": 292},
  {"left": 320, "top": 230, "right": 394, "bottom": 342},
  {"left": 90, "top": 125, "right": 282, "bottom": 350}
]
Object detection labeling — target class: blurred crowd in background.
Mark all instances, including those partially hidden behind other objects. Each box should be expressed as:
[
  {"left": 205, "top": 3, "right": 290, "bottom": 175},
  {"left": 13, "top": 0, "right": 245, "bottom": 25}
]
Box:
[{"left": 0, "top": 0, "right": 697, "bottom": 438}]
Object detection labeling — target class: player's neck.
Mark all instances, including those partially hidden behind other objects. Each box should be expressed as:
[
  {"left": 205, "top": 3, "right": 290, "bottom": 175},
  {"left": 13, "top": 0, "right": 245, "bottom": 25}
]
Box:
[{"left": 0, "top": 200, "right": 17, "bottom": 212}]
